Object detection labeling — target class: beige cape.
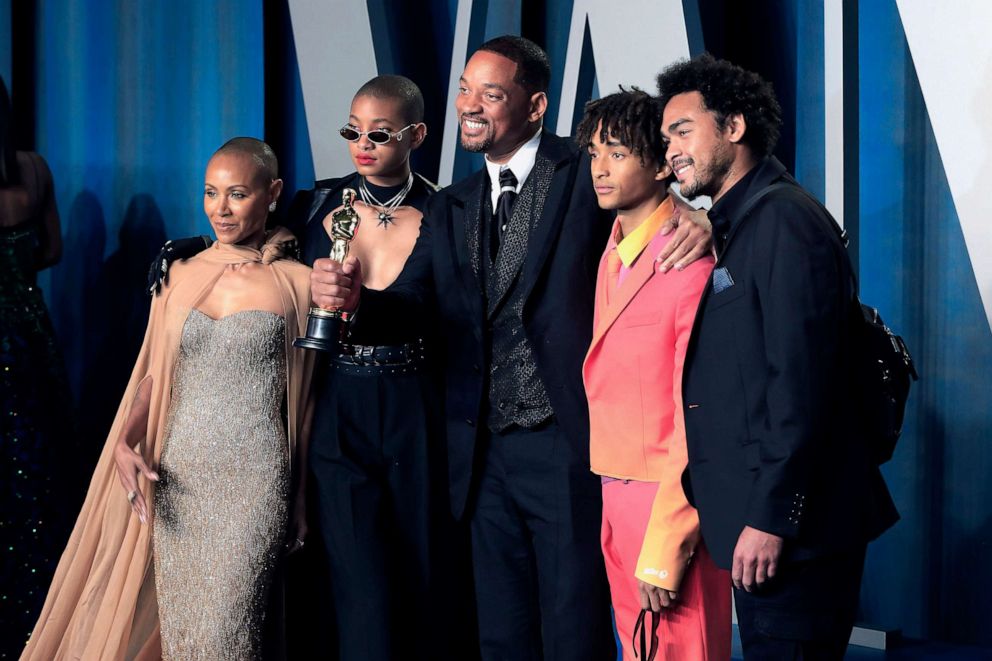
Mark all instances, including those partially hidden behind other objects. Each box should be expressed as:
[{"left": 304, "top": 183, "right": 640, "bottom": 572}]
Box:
[{"left": 21, "top": 228, "right": 314, "bottom": 660}]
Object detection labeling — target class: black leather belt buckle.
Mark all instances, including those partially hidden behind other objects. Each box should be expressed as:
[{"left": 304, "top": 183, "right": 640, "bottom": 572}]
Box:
[
  {"left": 356, "top": 344, "right": 376, "bottom": 366},
  {"left": 333, "top": 340, "right": 424, "bottom": 369}
]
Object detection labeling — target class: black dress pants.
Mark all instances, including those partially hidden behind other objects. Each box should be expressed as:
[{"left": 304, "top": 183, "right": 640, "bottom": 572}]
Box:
[
  {"left": 469, "top": 421, "right": 614, "bottom": 661},
  {"left": 310, "top": 363, "right": 446, "bottom": 661},
  {"left": 734, "top": 544, "right": 868, "bottom": 660}
]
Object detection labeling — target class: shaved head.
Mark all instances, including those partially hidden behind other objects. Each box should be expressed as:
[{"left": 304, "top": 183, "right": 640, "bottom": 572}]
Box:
[
  {"left": 213, "top": 137, "right": 279, "bottom": 183},
  {"left": 354, "top": 74, "right": 425, "bottom": 124}
]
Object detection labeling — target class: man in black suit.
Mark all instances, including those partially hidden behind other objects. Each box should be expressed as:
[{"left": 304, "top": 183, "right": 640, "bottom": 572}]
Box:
[
  {"left": 656, "top": 54, "right": 899, "bottom": 659},
  {"left": 312, "top": 36, "right": 710, "bottom": 661}
]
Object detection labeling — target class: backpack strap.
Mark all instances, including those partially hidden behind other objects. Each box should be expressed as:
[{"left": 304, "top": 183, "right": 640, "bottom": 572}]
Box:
[
  {"left": 732, "top": 181, "right": 791, "bottom": 224},
  {"left": 734, "top": 180, "right": 848, "bottom": 247},
  {"left": 737, "top": 180, "right": 859, "bottom": 293}
]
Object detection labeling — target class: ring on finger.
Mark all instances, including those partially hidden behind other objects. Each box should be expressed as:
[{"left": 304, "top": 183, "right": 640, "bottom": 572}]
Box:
[{"left": 127, "top": 490, "right": 137, "bottom": 504}]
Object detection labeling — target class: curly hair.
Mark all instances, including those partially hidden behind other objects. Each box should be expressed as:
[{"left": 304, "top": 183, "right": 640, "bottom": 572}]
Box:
[
  {"left": 655, "top": 54, "right": 782, "bottom": 157},
  {"left": 575, "top": 87, "right": 666, "bottom": 169}
]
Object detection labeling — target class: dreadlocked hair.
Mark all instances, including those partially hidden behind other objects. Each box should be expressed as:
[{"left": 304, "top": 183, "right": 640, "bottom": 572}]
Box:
[{"left": 576, "top": 87, "right": 666, "bottom": 170}]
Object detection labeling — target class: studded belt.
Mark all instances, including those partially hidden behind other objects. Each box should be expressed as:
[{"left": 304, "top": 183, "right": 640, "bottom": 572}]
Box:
[{"left": 331, "top": 339, "right": 426, "bottom": 375}]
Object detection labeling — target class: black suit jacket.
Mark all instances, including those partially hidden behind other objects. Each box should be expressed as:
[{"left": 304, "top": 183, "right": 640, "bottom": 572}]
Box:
[
  {"left": 354, "top": 132, "right": 611, "bottom": 519},
  {"left": 681, "top": 157, "right": 899, "bottom": 569}
]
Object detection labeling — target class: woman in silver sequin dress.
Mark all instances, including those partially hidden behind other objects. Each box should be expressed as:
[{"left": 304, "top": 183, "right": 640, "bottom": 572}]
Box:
[{"left": 22, "top": 138, "right": 314, "bottom": 661}]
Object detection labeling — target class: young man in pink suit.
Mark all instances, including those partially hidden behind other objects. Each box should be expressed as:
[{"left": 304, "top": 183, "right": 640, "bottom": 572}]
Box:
[{"left": 579, "top": 89, "right": 731, "bottom": 660}]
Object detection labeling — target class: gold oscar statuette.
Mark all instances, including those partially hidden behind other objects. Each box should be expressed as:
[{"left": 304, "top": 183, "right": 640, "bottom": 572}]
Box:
[{"left": 294, "top": 188, "right": 362, "bottom": 352}]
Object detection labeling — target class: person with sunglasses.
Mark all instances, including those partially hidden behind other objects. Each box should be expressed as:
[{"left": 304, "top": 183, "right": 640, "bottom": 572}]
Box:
[
  {"left": 144, "top": 76, "right": 460, "bottom": 660},
  {"left": 311, "top": 37, "right": 714, "bottom": 661},
  {"left": 291, "top": 74, "right": 463, "bottom": 661}
]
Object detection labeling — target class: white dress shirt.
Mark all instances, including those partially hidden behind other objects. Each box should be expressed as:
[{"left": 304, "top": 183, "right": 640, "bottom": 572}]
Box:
[{"left": 485, "top": 128, "right": 543, "bottom": 210}]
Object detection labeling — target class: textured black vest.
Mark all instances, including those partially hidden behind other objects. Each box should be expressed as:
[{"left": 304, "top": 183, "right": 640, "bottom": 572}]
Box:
[{"left": 471, "top": 156, "right": 556, "bottom": 432}]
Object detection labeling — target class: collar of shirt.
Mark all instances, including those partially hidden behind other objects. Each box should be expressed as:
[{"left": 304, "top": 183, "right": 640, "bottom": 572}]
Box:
[
  {"left": 485, "top": 127, "right": 542, "bottom": 209},
  {"left": 610, "top": 196, "right": 675, "bottom": 268},
  {"left": 706, "top": 162, "right": 763, "bottom": 242}
]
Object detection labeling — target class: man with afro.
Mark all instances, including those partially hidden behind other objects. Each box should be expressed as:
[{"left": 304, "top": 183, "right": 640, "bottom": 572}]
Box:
[{"left": 657, "top": 54, "right": 898, "bottom": 659}]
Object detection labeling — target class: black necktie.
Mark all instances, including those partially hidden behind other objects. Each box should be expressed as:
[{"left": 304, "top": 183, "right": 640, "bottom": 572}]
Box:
[{"left": 491, "top": 168, "right": 517, "bottom": 262}]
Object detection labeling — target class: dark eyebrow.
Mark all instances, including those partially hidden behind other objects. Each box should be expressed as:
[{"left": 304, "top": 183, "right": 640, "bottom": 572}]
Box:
[
  {"left": 458, "top": 77, "right": 508, "bottom": 94},
  {"left": 481, "top": 83, "right": 509, "bottom": 94},
  {"left": 663, "top": 118, "right": 692, "bottom": 136},
  {"left": 605, "top": 138, "right": 624, "bottom": 147}
]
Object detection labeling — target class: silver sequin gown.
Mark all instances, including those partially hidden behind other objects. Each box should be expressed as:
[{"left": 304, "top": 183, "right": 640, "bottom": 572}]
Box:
[{"left": 153, "top": 309, "right": 289, "bottom": 660}]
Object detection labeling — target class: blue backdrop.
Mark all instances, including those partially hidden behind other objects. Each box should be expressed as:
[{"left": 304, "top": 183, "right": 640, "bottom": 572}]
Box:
[
  {"left": 857, "top": 1, "right": 992, "bottom": 646},
  {"left": 3, "top": 0, "right": 990, "bottom": 649}
]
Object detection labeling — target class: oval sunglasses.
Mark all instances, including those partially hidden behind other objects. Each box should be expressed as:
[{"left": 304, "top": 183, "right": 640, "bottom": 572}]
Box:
[{"left": 339, "top": 123, "right": 419, "bottom": 145}]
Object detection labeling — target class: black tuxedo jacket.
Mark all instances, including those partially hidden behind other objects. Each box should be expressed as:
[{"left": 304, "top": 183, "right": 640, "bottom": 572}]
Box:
[
  {"left": 681, "top": 157, "right": 899, "bottom": 569},
  {"left": 354, "top": 132, "right": 612, "bottom": 519}
]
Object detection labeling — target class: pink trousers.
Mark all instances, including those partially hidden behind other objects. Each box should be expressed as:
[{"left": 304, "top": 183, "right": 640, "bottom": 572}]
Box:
[{"left": 601, "top": 480, "right": 732, "bottom": 660}]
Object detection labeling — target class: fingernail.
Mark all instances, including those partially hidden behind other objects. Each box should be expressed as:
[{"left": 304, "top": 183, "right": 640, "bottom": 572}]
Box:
[
  {"left": 151, "top": 472, "right": 160, "bottom": 481},
  {"left": 139, "top": 514, "right": 146, "bottom": 524},
  {"left": 676, "top": 263, "right": 685, "bottom": 271},
  {"left": 660, "top": 265, "right": 670, "bottom": 273}
]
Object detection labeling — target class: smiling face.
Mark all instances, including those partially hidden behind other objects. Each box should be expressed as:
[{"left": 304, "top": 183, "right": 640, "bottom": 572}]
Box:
[
  {"left": 455, "top": 50, "right": 547, "bottom": 163},
  {"left": 588, "top": 123, "right": 671, "bottom": 216},
  {"left": 345, "top": 94, "right": 424, "bottom": 184},
  {"left": 661, "top": 91, "right": 737, "bottom": 200},
  {"left": 203, "top": 152, "right": 281, "bottom": 246}
]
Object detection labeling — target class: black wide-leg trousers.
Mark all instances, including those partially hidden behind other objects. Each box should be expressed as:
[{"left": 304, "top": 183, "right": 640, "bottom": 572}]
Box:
[{"left": 309, "top": 363, "right": 448, "bottom": 661}]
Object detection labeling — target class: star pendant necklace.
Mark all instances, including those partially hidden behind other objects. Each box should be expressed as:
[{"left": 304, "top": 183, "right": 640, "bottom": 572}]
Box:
[{"left": 358, "top": 173, "right": 414, "bottom": 228}]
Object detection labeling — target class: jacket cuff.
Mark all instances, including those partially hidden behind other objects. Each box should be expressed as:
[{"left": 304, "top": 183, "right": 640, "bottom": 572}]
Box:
[
  {"left": 634, "top": 533, "right": 695, "bottom": 592},
  {"left": 744, "top": 491, "right": 805, "bottom": 539}
]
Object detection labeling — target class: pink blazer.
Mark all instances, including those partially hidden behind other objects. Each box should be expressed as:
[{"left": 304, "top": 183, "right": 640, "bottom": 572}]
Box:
[{"left": 583, "top": 219, "right": 714, "bottom": 590}]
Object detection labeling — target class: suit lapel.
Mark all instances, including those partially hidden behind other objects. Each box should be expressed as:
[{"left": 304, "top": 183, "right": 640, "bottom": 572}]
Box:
[
  {"left": 308, "top": 176, "right": 360, "bottom": 229},
  {"left": 306, "top": 188, "right": 334, "bottom": 227},
  {"left": 462, "top": 169, "right": 486, "bottom": 285},
  {"left": 684, "top": 158, "right": 788, "bottom": 375},
  {"left": 518, "top": 134, "right": 576, "bottom": 304},
  {"left": 486, "top": 152, "right": 554, "bottom": 317},
  {"left": 447, "top": 172, "right": 487, "bottom": 335},
  {"left": 589, "top": 229, "right": 666, "bottom": 348}
]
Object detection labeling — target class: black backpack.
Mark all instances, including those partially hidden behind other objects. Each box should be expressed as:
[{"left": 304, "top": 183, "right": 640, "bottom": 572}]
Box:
[
  {"left": 851, "top": 300, "right": 918, "bottom": 463},
  {"left": 737, "top": 182, "right": 919, "bottom": 465}
]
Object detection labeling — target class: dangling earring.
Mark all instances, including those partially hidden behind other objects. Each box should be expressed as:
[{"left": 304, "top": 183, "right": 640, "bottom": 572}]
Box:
[{"left": 269, "top": 201, "right": 277, "bottom": 212}]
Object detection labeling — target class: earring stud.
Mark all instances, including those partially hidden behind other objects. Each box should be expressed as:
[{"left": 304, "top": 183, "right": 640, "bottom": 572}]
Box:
[{"left": 269, "top": 201, "right": 277, "bottom": 212}]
